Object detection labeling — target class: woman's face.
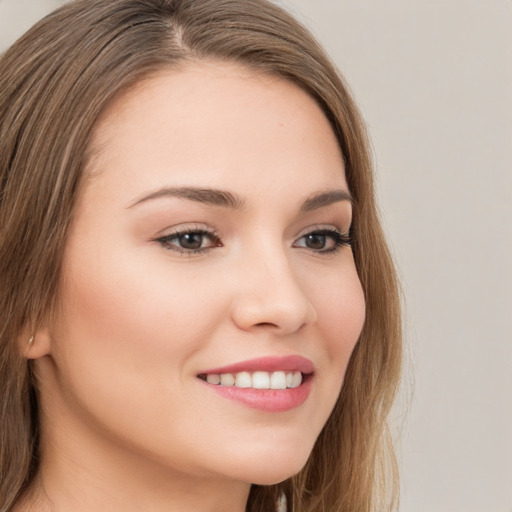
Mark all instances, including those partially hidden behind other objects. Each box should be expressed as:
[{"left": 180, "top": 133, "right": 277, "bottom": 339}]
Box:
[{"left": 39, "top": 62, "right": 365, "bottom": 487}]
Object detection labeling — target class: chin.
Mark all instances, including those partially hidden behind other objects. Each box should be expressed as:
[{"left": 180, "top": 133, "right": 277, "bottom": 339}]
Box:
[
  {"left": 229, "top": 445, "right": 313, "bottom": 486},
  {"left": 248, "top": 461, "right": 309, "bottom": 486}
]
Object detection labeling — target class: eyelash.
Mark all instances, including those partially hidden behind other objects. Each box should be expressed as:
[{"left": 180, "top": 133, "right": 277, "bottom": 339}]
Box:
[
  {"left": 156, "top": 227, "right": 222, "bottom": 256},
  {"left": 155, "top": 226, "right": 353, "bottom": 256},
  {"left": 295, "top": 228, "right": 353, "bottom": 254}
]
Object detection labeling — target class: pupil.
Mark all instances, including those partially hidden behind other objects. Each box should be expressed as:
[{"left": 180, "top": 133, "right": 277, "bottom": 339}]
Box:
[
  {"left": 306, "top": 234, "right": 326, "bottom": 250},
  {"left": 179, "top": 233, "right": 203, "bottom": 249}
]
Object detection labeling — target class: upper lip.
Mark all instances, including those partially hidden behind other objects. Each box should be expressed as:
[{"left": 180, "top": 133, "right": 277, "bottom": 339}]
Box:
[{"left": 198, "top": 355, "right": 315, "bottom": 375}]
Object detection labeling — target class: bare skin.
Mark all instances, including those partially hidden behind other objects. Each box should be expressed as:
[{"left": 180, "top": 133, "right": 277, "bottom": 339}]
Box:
[{"left": 19, "top": 61, "right": 365, "bottom": 512}]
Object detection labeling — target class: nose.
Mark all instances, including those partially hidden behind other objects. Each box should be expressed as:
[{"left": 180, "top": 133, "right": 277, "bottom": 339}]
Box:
[{"left": 229, "top": 246, "right": 317, "bottom": 336}]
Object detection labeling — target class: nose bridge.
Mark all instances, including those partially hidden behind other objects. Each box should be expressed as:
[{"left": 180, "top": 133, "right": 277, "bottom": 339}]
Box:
[{"left": 230, "top": 234, "right": 317, "bottom": 334}]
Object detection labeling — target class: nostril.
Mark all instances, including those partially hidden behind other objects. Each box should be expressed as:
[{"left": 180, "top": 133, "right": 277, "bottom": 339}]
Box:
[{"left": 255, "top": 322, "right": 277, "bottom": 328}]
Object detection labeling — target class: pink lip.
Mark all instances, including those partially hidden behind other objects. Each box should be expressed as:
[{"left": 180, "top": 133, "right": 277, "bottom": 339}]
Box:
[
  {"left": 199, "top": 355, "right": 315, "bottom": 375},
  {"left": 197, "top": 355, "right": 314, "bottom": 413},
  {"left": 201, "top": 379, "right": 313, "bottom": 413}
]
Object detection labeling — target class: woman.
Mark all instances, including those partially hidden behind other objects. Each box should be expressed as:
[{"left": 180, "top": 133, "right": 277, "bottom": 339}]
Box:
[{"left": 0, "top": 0, "right": 402, "bottom": 511}]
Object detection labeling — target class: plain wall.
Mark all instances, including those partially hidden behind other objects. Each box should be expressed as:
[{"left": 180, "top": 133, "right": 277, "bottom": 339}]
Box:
[{"left": 1, "top": 1, "right": 511, "bottom": 511}]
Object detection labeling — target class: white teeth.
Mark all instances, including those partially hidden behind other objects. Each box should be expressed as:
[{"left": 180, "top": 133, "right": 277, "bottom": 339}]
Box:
[
  {"left": 270, "top": 371, "right": 287, "bottom": 389},
  {"left": 220, "top": 373, "right": 235, "bottom": 386},
  {"left": 235, "top": 371, "right": 252, "bottom": 388},
  {"left": 252, "top": 371, "right": 270, "bottom": 389},
  {"left": 290, "top": 371, "right": 302, "bottom": 389},
  {"left": 204, "top": 371, "right": 305, "bottom": 389},
  {"left": 206, "top": 374, "right": 221, "bottom": 385}
]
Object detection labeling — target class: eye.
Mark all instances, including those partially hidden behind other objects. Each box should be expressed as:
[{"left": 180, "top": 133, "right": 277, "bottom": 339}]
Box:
[
  {"left": 294, "top": 228, "right": 352, "bottom": 253},
  {"left": 155, "top": 228, "right": 222, "bottom": 255}
]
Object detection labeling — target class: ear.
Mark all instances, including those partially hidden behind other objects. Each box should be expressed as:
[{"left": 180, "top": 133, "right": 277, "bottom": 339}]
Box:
[{"left": 20, "top": 324, "right": 52, "bottom": 360}]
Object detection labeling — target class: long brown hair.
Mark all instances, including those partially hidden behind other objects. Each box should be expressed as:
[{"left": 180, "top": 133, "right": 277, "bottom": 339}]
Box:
[{"left": 0, "top": 1, "right": 402, "bottom": 510}]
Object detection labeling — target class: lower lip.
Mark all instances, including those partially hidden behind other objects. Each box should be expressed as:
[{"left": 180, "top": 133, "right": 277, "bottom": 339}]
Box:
[{"left": 200, "top": 377, "right": 313, "bottom": 412}]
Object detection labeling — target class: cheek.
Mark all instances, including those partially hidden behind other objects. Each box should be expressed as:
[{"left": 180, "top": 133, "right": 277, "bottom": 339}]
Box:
[
  {"left": 280, "top": 254, "right": 362, "bottom": 386},
  {"left": 48, "top": 248, "right": 234, "bottom": 466},
  {"left": 50, "top": 245, "right": 226, "bottom": 414},
  {"left": 57, "top": 246, "right": 220, "bottom": 353},
  {"left": 312, "top": 264, "right": 366, "bottom": 359},
  {"left": 305, "top": 260, "right": 366, "bottom": 422}
]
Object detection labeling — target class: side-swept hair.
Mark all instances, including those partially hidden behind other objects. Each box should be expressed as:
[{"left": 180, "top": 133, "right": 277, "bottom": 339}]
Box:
[{"left": 0, "top": 1, "right": 402, "bottom": 510}]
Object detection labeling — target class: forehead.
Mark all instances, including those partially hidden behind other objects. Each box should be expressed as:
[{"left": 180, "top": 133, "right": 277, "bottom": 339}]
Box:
[{"left": 85, "top": 61, "right": 347, "bottom": 202}]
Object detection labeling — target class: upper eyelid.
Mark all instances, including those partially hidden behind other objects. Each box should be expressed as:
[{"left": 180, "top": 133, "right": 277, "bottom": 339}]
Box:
[
  {"left": 155, "top": 223, "right": 219, "bottom": 238},
  {"left": 296, "top": 223, "right": 349, "bottom": 237}
]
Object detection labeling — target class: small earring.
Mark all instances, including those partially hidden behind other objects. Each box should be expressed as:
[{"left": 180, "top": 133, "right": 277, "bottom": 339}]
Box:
[{"left": 28, "top": 335, "right": 34, "bottom": 345}]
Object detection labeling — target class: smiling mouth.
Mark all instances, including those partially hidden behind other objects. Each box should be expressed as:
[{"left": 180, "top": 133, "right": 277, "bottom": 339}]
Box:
[
  {"left": 197, "top": 371, "right": 311, "bottom": 390},
  {"left": 197, "top": 356, "right": 315, "bottom": 411}
]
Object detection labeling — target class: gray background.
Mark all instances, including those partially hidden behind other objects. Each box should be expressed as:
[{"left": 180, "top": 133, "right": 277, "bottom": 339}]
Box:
[{"left": 1, "top": 1, "right": 511, "bottom": 511}]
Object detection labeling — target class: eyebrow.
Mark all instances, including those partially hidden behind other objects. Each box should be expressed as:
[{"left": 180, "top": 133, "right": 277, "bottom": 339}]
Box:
[
  {"left": 128, "top": 187, "right": 246, "bottom": 209},
  {"left": 128, "top": 186, "right": 352, "bottom": 211},
  {"left": 299, "top": 189, "right": 353, "bottom": 212}
]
